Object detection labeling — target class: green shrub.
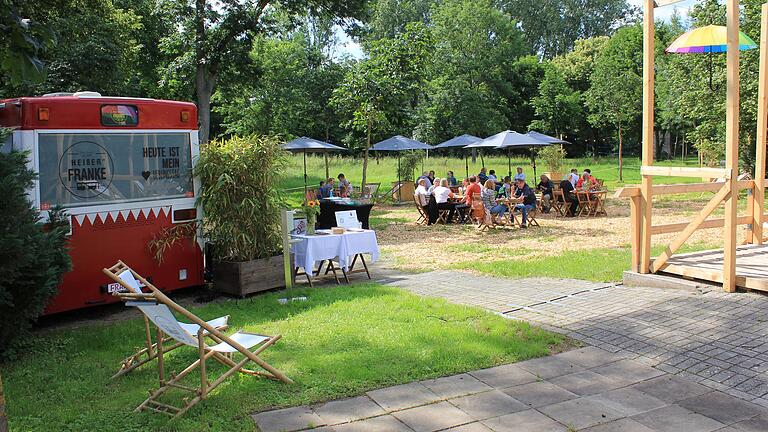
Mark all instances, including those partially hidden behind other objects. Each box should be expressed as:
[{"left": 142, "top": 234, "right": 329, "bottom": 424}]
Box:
[
  {"left": 0, "top": 145, "right": 71, "bottom": 360},
  {"left": 194, "top": 135, "right": 288, "bottom": 262},
  {"left": 398, "top": 151, "right": 424, "bottom": 181},
  {"left": 537, "top": 145, "right": 566, "bottom": 174}
]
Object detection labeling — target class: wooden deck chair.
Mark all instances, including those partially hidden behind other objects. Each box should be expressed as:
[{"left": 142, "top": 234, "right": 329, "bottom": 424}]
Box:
[
  {"left": 103, "top": 261, "right": 293, "bottom": 418},
  {"left": 413, "top": 193, "right": 428, "bottom": 225},
  {"left": 111, "top": 272, "right": 230, "bottom": 379}
]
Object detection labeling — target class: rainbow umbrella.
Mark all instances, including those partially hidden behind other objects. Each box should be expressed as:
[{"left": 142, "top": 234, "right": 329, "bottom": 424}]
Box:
[{"left": 666, "top": 25, "right": 757, "bottom": 89}]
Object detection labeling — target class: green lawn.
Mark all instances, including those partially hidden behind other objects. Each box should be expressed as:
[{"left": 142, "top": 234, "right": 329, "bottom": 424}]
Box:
[
  {"left": 451, "top": 243, "right": 721, "bottom": 283},
  {"left": 3, "top": 284, "right": 566, "bottom": 432}
]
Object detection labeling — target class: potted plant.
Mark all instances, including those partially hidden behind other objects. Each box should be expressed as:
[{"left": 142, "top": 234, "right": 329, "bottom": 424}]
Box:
[
  {"left": 394, "top": 151, "right": 422, "bottom": 201},
  {"left": 194, "top": 135, "right": 288, "bottom": 296},
  {"left": 538, "top": 145, "right": 566, "bottom": 182}
]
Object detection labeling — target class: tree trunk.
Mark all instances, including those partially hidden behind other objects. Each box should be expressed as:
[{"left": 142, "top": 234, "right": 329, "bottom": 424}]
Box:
[
  {"left": 0, "top": 370, "right": 7, "bottom": 432},
  {"left": 618, "top": 123, "right": 624, "bottom": 182},
  {"left": 194, "top": 0, "right": 216, "bottom": 144}
]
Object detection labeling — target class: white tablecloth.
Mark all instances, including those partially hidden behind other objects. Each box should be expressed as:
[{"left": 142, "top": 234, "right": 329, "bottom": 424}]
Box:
[{"left": 291, "top": 230, "right": 380, "bottom": 272}]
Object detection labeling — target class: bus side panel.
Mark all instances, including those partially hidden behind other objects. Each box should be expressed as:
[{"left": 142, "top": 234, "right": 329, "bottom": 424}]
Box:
[{"left": 44, "top": 208, "right": 204, "bottom": 314}]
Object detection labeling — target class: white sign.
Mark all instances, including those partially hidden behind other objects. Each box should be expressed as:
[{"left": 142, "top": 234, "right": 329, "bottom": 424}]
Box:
[
  {"left": 292, "top": 218, "right": 307, "bottom": 235},
  {"left": 335, "top": 210, "right": 361, "bottom": 229}
]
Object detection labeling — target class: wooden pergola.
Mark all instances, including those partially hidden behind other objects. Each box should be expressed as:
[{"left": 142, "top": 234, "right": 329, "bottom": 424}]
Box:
[{"left": 617, "top": 0, "right": 768, "bottom": 292}]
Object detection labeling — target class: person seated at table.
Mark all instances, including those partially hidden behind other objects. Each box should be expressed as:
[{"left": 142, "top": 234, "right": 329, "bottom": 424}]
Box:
[
  {"left": 513, "top": 178, "right": 537, "bottom": 228},
  {"left": 428, "top": 177, "right": 441, "bottom": 195},
  {"left": 337, "top": 173, "right": 351, "bottom": 198},
  {"left": 428, "top": 179, "right": 457, "bottom": 224},
  {"left": 499, "top": 176, "right": 512, "bottom": 198},
  {"left": 418, "top": 171, "right": 433, "bottom": 189},
  {"left": 576, "top": 172, "right": 598, "bottom": 191},
  {"left": 481, "top": 179, "right": 508, "bottom": 222},
  {"left": 319, "top": 178, "right": 335, "bottom": 198},
  {"left": 536, "top": 174, "right": 554, "bottom": 213},
  {"left": 446, "top": 170, "right": 458, "bottom": 186},
  {"left": 455, "top": 175, "right": 480, "bottom": 223},
  {"left": 513, "top": 166, "right": 526, "bottom": 182},
  {"left": 415, "top": 178, "right": 430, "bottom": 209},
  {"left": 488, "top": 169, "right": 498, "bottom": 182},
  {"left": 316, "top": 181, "right": 325, "bottom": 200},
  {"left": 559, "top": 179, "right": 579, "bottom": 216},
  {"left": 428, "top": 170, "right": 436, "bottom": 184},
  {"left": 568, "top": 168, "right": 579, "bottom": 188},
  {"left": 478, "top": 167, "right": 488, "bottom": 184}
]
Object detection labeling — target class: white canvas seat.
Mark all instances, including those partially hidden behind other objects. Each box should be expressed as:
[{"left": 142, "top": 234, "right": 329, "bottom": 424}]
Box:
[
  {"left": 105, "top": 261, "right": 293, "bottom": 418},
  {"left": 111, "top": 269, "right": 230, "bottom": 378}
]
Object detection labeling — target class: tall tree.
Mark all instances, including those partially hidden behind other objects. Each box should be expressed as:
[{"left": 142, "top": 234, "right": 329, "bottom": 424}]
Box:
[
  {"left": 497, "top": 0, "right": 635, "bottom": 58},
  {"left": 366, "top": 0, "right": 435, "bottom": 40},
  {"left": 160, "top": 0, "right": 366, "bottom": 144},
  {"left": 585, "top": 24, "right": 643, "bottom": 180},
  {"left": 0, "top": 0, "right": 54, "bottom": 85},
  {"left": 332, "top": 22, "right": 432, "bottom": 188},
  {"left": 530, "top": 65, "right": 582, "bottom": 138}
]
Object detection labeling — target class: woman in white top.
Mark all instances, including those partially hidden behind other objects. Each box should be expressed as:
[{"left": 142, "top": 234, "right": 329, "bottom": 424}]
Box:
[
  {"left": 415, "top": 178, "right": 429, "bottom": 207},
  {"left": 430, "top": 179, "right": 457, "bottom": 223},
  {"left": 428, "top": 177, "right": 440, "bottom": 195}
]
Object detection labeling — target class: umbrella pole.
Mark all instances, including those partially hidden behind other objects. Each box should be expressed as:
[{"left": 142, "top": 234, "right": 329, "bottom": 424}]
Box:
[
  {"left": 303, "top": 151, "right": 308, "bottom": 198},
  {"left": 480, "top": 151, "right": 485, "bottom": 169},
  {"left": 508, "top": 151, "right": 511, "bottom": 178},
  {"left": 709, "top": 51, "right": 713, "bottom": 91},
  {"left": 532, "top": 151, "right": 537, "bottom": 179},
  {"left": 324, "top": 153, "right": 329, "bottom": 180},
  {"left": 465, "top": 154, "right": 469, "bottom": 179},
  {"left": 398, "top": 153, "right": 402, "bottom": 202}
]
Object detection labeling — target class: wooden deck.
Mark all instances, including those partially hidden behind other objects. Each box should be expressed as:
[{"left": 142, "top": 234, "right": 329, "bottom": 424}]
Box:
[{"left": 658, "top": 244, "right": 768, "bottom": 292}]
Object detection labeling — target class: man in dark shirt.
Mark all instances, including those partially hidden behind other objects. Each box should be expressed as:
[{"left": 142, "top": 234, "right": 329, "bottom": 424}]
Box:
[
  {"left": 536, "top": 175, "right": 554, "bottom": 213},
  {"left": 477, "top": 167, "right": 488, "bottom": 184},
  {"left": 559, "top": 179, "right": 579, "bottom": 216},
  {"left": 513, "top": 178, "right": 537, "bottom": 228}
]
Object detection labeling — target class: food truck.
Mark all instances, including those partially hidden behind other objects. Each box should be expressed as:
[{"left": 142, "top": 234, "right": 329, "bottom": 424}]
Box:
[{"left": 0, "top": 92, "right": 204, "bottom": 314}]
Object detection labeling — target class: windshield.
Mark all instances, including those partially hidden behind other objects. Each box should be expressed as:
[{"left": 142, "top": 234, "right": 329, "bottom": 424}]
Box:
[{"left": 38, "top": 132, "right": 193, "bottom": 208}]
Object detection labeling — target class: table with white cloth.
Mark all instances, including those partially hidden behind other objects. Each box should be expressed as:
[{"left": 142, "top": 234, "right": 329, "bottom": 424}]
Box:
[{"left": 290, "top": 229, "right": 380, "bottom": 285}]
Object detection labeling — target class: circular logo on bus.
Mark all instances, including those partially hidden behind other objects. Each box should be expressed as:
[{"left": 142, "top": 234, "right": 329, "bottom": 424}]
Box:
[{"left": 58, "top": 141, "right": 115, "bottom": 199}]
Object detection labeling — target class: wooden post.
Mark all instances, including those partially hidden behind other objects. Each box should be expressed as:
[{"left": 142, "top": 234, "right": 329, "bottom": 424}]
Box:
[
  {"left": 640, "top": 0, "right": 655, "bottom": 273},
  {"left": 723, "top": 0, "right": 740, "bottom": 292},
  {"left": 630, "top": 196, "right": 641, "bottom": 272},
  {"left": 198, "top": 328, "right": 207, "bottom": 398},
  {"left": 157, "top": 327, "right": 165, "bottom": 384},
  {"left": 754, "top": 3, "right": 768, "bottom": 245}
]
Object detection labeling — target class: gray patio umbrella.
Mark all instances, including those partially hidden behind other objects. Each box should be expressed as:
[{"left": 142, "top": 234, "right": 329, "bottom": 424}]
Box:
[
  {"left": 283, "top": 137, "right": 347, "bottom": 194},
  {"left": 435, "top": 134, "right": 482, "bottom": 178},
  {"left": 371, "top": 135, "right": 432, "bottom": 201},
  {"left": 526, "top": 131, "right": 571, "bottom": 145},
  {"left": 471, "top": 130, "right": 551, "bottom": 178}
]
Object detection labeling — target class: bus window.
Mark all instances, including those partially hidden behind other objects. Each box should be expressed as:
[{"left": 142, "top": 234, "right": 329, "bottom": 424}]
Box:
[{"left": 38, "top": 132, "right": 193, "bottom": 208}]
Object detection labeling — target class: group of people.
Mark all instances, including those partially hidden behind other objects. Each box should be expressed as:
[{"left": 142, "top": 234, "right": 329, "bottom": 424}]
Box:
[
  {"left": 317, "top": 173, "right": 352, "bottom": 198},
  {"left": 415, "top": 167, "right": 540, "bottom": 228},
  {"left": 415, "top": 166, "right": 601, "bottom": 225}
]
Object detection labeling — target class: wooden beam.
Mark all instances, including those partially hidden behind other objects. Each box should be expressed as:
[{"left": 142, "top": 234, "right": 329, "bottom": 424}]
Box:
[
  {"left": 640, "top": 166, "right": 730, "bottom": 179},
  {"left": 723, "top": 0, "right": 740, "bottom": 293},
  {"left": 615, "top": 180, "right": 760, "bottom": 198},
  {"left": 640, "top": 0, "right": 655, "bottom": 274},
  {"left": 661, "top": 264, "right": 768, "bottom": 292},
  {"left": 753, "top": 3, "right": 768, "bottom": 245},
  {"left": 650, "top": 184, "right": 731, "bottom": 273},
  {"left": 650, "top": 215, "right": 753, "bottom": 235}
]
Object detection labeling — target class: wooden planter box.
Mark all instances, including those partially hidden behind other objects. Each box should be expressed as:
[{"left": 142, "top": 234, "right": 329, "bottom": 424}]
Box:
[
  {"left": 214, "top": 255, "right": 285, "bottom": 297},
  {"left": 393, "top": 181, "right": 415, "bottom": 202}
]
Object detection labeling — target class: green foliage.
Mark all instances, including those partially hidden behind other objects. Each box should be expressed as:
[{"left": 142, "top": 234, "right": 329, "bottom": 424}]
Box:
[
  {"left": 530, "top": 66, "right": 582, "bottom": 137},
  {"left": 694, "top": 138, "right": 725, "bottom": 167},
  {"left": 194, "top": 135, "right": 287, "bottom": 262},
  {"left": 398, "top": 151, "right": 423, "bottom": 181},
  {"left": 0, "top": 138, "right": 71, "bottom": 360},
  {"left": 0, "top": 0, "right": 55, "bottom": 85},
  {"left": 3, "top": 284, "right": 565, "bottom": 431},
  {"left": 497, "top": 0, "right": 634, "bottom": 58},
  {"left": 537, "top": 145, "right": 567, "bottom": 174}
]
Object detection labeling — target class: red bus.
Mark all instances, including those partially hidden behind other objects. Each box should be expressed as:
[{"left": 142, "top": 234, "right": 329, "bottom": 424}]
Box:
[{"left": 0, "top": 92, "right": 205, "bottom": 314}]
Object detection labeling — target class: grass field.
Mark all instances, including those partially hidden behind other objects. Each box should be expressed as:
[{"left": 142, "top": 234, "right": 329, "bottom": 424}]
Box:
[{"left": 2, "top": 284, "right": 567, "bottom": 432}]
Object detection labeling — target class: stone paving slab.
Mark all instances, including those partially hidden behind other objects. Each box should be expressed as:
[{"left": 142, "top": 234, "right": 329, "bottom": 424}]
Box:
[
  {"left": 386, "top": 271, "right": 768, "bottom": 406},
  {"left": 252, "top": 348, "right": 768, "bottom": 432}
]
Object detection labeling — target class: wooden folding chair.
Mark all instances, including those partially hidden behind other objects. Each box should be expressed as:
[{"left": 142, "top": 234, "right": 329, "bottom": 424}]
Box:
[
  {"left": 511, "top": 204, "right": 540, "bottom": 227},
  {"left": 575, "top": 190, "right": 593, "bottom": 216},
  {"left": 104, "top": 261, "right": 293, "bottom": 418},
  {"left": 471, "top": 193, "right": 492, "bottom": 231},
  {"left": 413, "top": 194, "right": 428, "bottom": 225},
  {"left": 110, "top": 274, "right": 230, "bottom": 379},
  {"left": 551, "top": 189, "right": 567, "bottom": 217}
]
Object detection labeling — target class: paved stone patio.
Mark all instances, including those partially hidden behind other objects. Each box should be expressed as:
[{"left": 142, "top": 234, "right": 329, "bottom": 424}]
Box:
[
  {"left": 252, "top": 346, "right": 768, "bottom": 431},
  {"left": 383, "top": 271, "right": 768, "bottom": 405}
]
